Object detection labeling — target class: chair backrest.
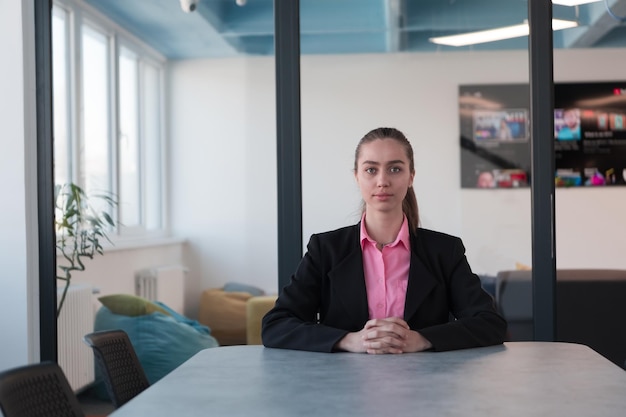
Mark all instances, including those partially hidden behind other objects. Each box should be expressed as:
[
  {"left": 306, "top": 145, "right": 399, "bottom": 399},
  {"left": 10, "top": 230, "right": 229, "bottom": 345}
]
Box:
[
  {"left": 0, "top": 361, "right": 85, "bottom": 417},
  {"left": 83, "top": 329, "right": 150, "bottom": 408}
]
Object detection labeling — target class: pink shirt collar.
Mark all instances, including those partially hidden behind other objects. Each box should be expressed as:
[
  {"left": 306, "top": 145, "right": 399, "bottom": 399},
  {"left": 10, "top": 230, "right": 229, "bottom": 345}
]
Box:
[{"left": 359, "top": 212, "right": 410, "bottom": 250}]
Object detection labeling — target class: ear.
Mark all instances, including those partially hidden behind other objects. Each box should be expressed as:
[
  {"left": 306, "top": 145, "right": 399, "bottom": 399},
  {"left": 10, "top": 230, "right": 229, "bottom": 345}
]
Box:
[{"left": 408, "top": 170, "right": 415, "bottom": 186}]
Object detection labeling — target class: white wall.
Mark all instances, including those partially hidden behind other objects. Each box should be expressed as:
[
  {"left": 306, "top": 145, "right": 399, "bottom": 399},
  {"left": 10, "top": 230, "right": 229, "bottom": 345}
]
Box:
[
  {"left": 60, "top": 240, "right": 188, "bottom": 314},
  {"left": 0, "top": 0, "right": 38, "bottom": 371},
  {"left": 170, "top": 48, "right": 626, "bottom": 297},
  {"left": 169, "top": 57, "right": 278, "bottom": 308}
]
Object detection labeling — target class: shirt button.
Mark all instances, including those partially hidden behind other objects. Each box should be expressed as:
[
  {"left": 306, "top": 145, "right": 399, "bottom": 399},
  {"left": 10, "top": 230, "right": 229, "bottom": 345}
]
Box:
[{"left": 377, "top": 303, "right": 384, "bottom": 309}]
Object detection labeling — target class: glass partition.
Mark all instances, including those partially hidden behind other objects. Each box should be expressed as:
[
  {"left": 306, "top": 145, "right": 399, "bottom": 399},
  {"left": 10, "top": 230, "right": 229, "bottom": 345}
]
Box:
[
  {"left": 553, "top": 1, "right": 626, "bottom": 368},
  {"left": 46, "top": 0, "right": 625, "bottom": 366},
  {"left": 298, "top": 3, "right": 624, "bottom": 365},
  {"left": 300, "top": 0, "right": 533, "bottom": 342}
]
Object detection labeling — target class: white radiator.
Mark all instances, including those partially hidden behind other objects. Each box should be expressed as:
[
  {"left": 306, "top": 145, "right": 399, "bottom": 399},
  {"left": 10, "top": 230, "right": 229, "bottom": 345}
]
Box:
[
  {"left": 135, "top": 265, "right": 187, "bottom": 314},
  {"left": 57, "top": 284, "right": 95, "bottom": 392}
]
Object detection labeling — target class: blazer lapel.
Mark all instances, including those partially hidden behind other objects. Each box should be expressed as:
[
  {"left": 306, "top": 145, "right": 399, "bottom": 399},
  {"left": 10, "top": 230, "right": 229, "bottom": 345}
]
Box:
[
  {"left": 328, "top": 247, "right": 369, "bottom": 325},
  {"left": 404, "top": 238, "right": 439, "bottom": 321}
]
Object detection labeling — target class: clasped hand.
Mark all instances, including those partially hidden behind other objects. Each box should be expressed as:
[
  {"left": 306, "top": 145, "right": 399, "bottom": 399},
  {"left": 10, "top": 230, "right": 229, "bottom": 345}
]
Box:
[{"left": 336, "top": 317, "right": 432, "bottom": 354}]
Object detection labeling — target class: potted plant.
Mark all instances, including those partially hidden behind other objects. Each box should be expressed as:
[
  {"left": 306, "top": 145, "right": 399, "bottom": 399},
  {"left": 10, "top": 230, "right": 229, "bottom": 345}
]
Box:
[{"left": 55, "top": 182, "right": 117, "bottom": 317}]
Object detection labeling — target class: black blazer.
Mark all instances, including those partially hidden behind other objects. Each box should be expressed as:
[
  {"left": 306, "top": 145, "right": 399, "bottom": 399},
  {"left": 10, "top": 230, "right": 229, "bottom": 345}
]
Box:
[{"left": 262, "top": 224, "right": 507, "bottom": 352}]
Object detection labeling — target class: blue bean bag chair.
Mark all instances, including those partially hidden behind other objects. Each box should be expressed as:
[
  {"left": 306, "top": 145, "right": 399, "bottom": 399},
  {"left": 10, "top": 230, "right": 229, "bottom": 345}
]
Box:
[{"left": 91, "top": 295, "right": 219, "bottom": 399}]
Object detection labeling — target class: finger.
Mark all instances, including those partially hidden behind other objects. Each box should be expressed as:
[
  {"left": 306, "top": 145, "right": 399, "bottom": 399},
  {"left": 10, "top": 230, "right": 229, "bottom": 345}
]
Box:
[
  {"left": 365, "top": 340, "right": 382, "bottom": 349},
  {"left": 381, "top": 317, "right": 410, "bottom": 329},
  {"left": 364, "top": 319, "right": 387, "bottom": 329},
  {"left": 365, "top": 329, "right": 402, "bottom": 340},
  {"left": 364, "top": 329, "right": 381, "bottom": 340},
  {"left": 363, "top": 331, "right": 388, "bottom": 342},
  {"left": 364, "top": 318, "right": 409, "bottom": 333},
  {"left": 378, "top": 336, "right": 406, "bottom": 349},
  {"left": 365, "top": 336, "right": 406, "bottom": 350},
  {"left": 365, "top": 325, "right": 408, "bottom": 341}
]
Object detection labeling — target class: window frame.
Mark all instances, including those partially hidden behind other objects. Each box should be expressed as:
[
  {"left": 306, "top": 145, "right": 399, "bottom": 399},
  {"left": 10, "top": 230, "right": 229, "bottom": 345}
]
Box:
[{"left": 52, "top": 0, "right": 169, "bottom": 243}]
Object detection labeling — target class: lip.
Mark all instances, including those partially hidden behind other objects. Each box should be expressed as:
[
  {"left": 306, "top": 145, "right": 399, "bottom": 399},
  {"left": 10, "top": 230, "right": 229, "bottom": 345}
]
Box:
[{"left": 374, "top": 193, "right": 393, "bottom": 200}]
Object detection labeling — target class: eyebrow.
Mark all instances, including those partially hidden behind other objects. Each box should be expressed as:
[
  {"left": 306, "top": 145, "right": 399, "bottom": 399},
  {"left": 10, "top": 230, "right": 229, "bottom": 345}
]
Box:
[{"left": 361, "top": 159, "right": 406, "bottom": 166}]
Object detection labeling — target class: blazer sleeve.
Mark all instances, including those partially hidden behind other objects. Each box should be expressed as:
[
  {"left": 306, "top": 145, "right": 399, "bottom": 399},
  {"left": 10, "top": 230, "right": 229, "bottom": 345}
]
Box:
[
  {"left": 417, "top": 236, "right": 507, "bottom": 351},
  {"left": 261, "top": 234, "right": 349, "bottom": 352}
]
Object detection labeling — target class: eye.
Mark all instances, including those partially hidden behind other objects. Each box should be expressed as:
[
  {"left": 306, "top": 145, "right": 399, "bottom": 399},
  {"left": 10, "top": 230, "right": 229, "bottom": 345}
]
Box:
[
  {"left": 389, "top": 166, "right": 402, "bottom": 173},
  {"left": 365, "top": 167, "right": 377, "bottom": 175}
]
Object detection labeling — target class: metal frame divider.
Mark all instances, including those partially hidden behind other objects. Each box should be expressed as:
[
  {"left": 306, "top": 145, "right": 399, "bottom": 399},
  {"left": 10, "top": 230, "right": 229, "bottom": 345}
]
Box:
[
  {"left": 35, "top": 0, "right": 58, "bottom": 362},
  {"left": 528, "top": 0, "right": 557, "bottom": 341},
  {"left": 274, "top": 0, "right": 303, "bottom": 291}
]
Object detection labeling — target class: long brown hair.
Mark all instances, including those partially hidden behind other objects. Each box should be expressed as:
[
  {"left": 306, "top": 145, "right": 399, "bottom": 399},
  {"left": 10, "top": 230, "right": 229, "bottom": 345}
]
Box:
[{"left": 354, "top": 127, "right": 420, "bottom": 231}]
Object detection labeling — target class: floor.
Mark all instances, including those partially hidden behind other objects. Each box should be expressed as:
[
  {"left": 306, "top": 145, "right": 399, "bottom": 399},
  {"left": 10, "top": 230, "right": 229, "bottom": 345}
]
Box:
[{"left": 77, "top": 388, "right": 116, "bottom": 417}]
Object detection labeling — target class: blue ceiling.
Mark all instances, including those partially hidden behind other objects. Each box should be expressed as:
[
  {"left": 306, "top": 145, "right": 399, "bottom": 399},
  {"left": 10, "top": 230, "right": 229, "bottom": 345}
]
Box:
[{"left": 84, "top": 0, "right": 626, "bottom": 60}]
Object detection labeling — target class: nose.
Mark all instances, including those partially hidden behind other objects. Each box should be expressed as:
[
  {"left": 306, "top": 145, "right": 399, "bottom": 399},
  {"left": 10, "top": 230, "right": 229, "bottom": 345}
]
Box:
[{"left": 377, "top": 171, "right": 390, "bottom": 187}]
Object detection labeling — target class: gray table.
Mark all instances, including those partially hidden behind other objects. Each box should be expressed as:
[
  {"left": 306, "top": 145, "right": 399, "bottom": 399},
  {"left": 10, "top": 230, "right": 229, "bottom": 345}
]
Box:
[{"left": 110, "top": 342, "right": 626, "bottom": 417}]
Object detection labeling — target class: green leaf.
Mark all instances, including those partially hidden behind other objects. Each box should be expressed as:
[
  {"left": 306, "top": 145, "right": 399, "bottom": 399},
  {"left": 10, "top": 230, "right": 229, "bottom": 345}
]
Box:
[{"left": 55, "top": 182, "right": 119, "bottom": 315}]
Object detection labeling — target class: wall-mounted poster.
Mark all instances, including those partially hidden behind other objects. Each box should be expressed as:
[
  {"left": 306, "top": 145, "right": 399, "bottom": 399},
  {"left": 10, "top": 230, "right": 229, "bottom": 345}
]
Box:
[{"left": 460, "top": 82, "right": 626, "bottom": 188}]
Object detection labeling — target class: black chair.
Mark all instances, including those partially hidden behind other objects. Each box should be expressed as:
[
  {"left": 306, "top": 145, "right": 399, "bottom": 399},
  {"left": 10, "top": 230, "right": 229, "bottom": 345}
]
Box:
[
  {"left": 83, "top": 329, "right": 150, "bottom": 408},
  {"left": 0, "top": 361, "right": 85, "bottom": 417}
]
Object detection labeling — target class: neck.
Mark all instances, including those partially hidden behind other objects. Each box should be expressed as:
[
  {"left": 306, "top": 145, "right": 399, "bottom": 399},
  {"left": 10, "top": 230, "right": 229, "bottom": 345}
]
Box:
[{"left": 364, "top": 209, "right": 404, "bottom": 246}]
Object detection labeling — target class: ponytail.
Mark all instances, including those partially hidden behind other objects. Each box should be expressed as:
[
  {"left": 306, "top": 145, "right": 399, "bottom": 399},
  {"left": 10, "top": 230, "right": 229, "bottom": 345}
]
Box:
[{"left": 403, "top": 186, "right": 420, "bottom": 232}]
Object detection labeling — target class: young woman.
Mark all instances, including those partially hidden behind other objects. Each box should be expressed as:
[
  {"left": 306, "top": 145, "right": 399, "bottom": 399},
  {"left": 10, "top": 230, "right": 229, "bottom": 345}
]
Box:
[{"left": 262, "top": 127, "right": 506, "bottom": 354}]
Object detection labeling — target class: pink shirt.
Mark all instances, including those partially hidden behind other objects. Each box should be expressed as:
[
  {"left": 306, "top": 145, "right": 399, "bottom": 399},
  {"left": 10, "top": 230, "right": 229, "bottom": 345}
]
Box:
[{"left": 360, "top": 214, "right": 411, "bottom": 320}]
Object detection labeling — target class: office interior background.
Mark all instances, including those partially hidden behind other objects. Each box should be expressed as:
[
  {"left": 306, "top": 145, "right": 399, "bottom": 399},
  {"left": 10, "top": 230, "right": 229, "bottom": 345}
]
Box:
[{"left": 2, "top": 0, "right": 626, "bottom": 370}]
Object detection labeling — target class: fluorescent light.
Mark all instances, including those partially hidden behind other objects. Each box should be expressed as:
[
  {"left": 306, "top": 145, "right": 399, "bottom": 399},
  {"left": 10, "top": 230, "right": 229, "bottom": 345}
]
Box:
[
  {"left": 552, "top": 0, "right": 601, "bottom": 6},
  {"left": 429, "top": 19, "right": 578, "bottom": 47},
  {"left": 551, "top": 19, "right": 580, "bottom": 30}
]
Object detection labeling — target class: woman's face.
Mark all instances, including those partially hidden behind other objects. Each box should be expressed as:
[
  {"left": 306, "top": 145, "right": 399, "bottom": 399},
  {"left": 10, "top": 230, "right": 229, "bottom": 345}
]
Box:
[{"left": 354, "top": 138, "right": 415, "bottom": 216}]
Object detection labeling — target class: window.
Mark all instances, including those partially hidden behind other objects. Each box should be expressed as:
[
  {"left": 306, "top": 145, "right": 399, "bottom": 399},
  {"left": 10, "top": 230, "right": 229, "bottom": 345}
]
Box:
[
  {"left": 52, "top": 6, "right": 70, "bottom": 186},
  {"left": 52, "top": 1, "right": 166, "bottom": 238},
  {"left": 118, "top": 47, "right": 140, "bottom": 226},
  {"left": 80, "top": 24, "right": 111, "bottom": 197}
]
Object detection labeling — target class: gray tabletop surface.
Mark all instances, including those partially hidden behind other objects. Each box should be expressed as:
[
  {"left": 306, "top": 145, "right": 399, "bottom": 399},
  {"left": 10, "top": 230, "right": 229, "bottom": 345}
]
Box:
[{"left": 110, "top": 342, "right": 626, "bottom": 417}]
